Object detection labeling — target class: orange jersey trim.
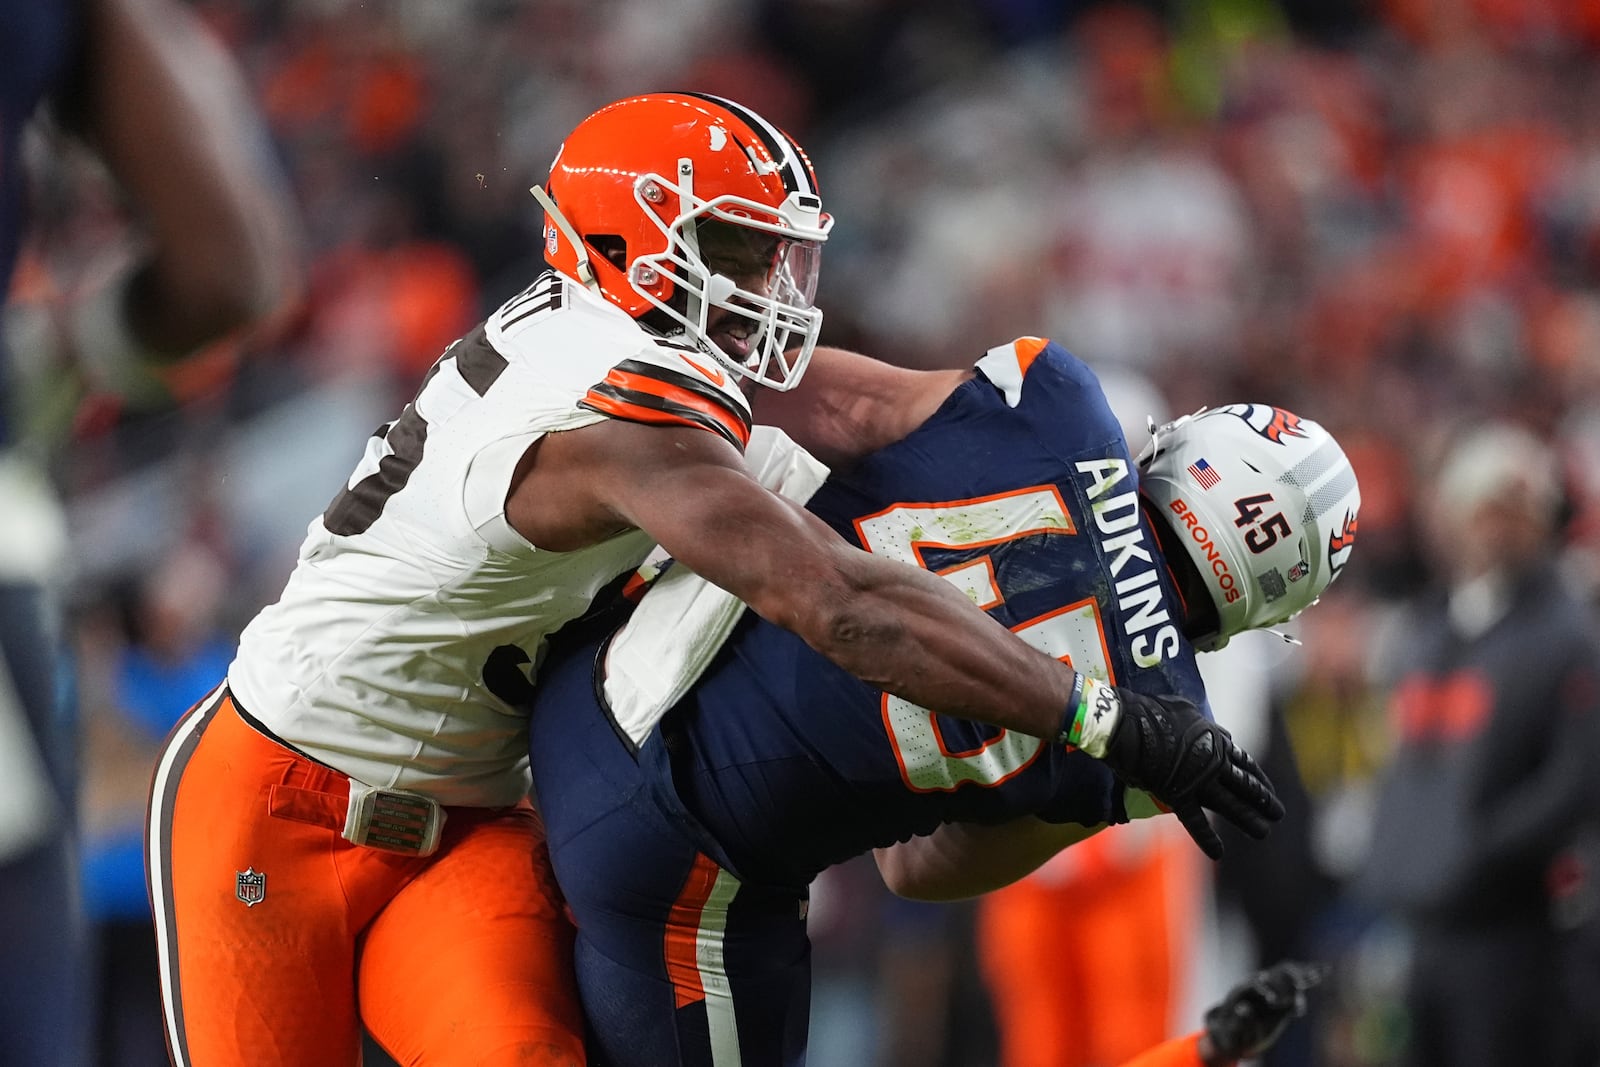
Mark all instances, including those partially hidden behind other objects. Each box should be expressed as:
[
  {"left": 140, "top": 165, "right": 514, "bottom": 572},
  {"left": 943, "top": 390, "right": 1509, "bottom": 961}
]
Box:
[
  {"left": 620, "top": 571, "right": 651, "bottom": 602},
  {"left": 1013, "top": 335, "right": 1050, "bottom": 376},
  {"left": 581, "top": 360, "right": 751, "bottom": 449}
]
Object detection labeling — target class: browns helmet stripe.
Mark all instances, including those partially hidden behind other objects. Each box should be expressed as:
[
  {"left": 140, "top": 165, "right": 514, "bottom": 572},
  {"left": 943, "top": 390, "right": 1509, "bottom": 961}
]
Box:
[{"left": 682, "top": 92, "right": 814, "bottom": 197}]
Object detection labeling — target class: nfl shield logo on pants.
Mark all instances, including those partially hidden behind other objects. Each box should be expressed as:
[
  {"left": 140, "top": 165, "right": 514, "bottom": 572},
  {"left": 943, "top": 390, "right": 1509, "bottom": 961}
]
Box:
[{"left": 235, "top": 867, "right": 266, "bottom": 907}]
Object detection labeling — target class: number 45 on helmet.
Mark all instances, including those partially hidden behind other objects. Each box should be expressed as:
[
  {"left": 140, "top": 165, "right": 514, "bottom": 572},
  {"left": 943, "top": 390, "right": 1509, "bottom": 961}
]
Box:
[{"left": 1138, "top": 403, "right": 1361, "bottom": 651}]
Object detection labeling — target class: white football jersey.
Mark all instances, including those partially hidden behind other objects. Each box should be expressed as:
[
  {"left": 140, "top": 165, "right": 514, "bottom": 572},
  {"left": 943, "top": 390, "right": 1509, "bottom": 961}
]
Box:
[{"left": 228, "top": 272, "right": 754, "bottom": 807}]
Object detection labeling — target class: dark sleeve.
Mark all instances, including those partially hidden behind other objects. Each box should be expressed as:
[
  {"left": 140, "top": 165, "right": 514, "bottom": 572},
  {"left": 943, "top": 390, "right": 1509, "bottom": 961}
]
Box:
[
  {"left": 1216, "top": 707, "right": 1337, "bottom": 963},
  {"left": 47, "top": 0, "right": 92, "bottom": 131},
  {"left": 1464, "top": 639, "right": 1600, "bottom": 882}
]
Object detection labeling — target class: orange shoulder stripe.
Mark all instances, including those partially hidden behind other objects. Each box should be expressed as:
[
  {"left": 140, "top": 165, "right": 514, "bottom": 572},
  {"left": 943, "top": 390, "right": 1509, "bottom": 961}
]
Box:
[{"left": 581, "top": 360, "right": 751, "bottom": 449}]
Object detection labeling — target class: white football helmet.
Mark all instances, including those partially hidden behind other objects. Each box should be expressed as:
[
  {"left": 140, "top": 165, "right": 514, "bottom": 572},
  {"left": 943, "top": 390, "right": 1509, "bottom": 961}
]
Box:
[{"left": 1137, "top": 403, "right": 1360, "bottom": 650}]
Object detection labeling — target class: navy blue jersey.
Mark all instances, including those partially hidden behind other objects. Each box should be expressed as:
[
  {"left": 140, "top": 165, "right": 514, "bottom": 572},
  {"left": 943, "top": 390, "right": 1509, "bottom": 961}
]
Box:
[
  {"left": 634, "top": 339, "right": 1211, "bottom": 888},
  {"left": 1, "top": 0, "right": 82, "bottom": 444},
  {"left": 526, "top": 339, "right": 1216, "bottom": 1062}
]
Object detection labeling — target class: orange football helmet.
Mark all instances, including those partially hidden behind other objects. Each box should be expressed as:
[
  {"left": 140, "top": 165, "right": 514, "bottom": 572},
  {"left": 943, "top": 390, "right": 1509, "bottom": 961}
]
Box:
[{"left": 534, "top": 93, "right": 832, "bottom": 391}]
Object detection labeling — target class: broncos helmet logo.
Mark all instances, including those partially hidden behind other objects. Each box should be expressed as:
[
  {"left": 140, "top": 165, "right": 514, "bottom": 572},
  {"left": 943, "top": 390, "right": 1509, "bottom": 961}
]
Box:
[
  {"left": 1219, "top": 403, "right": 1308, "bottom": 445},
  {"left": 1327, "top": 510, "right": 1358, "bottom": 578}
]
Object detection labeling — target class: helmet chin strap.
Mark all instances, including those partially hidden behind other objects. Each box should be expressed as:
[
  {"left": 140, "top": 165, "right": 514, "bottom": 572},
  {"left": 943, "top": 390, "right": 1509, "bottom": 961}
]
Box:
[
  {"left": 529, "top": 185, "right": 599, "bottom": 291},
  {"left": 1143, "top": 407, "right": 1210, "bottom": 466}
]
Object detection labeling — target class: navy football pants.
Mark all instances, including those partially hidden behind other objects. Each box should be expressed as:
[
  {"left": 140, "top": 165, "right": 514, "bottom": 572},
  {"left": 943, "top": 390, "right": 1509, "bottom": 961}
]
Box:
[{"left": 530, "top": 643, "right": 812, "bottom": 1067}]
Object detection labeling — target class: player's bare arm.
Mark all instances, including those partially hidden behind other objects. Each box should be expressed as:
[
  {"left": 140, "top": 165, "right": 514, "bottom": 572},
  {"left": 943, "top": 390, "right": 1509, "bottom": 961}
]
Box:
[
  {"left": 509, "top": 416, "right": 1084, "bottom": 738},
  {"left": 69, "top": 0, "right": 301, "bottom": 355},
  {"left": 873, "top": 818, "right": 1106, "bottom": 902},
  {"left": 519, "top": 96, "right": 1282, "bottom": 863},
  {"left": 515, "top": 401, "right": 1287, "bottom": 859},
  {"left": 753, "top": 345, "right": 970, "bottom": 468}
]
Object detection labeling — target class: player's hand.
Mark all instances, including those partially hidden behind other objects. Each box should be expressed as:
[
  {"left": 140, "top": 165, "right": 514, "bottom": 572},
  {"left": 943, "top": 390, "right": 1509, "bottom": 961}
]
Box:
[
  {"left": 1073, "top": 683, "right": 1283, "bottom": 859},
  {"left": 1200, "top": 960, "right": 1328, "bottom": 1066}
]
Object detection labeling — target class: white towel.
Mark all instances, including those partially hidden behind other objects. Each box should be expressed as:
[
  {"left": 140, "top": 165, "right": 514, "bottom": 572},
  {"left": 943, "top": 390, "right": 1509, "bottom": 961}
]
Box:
[{"left": 604, "top": 427, "right": 830, "bottom": 745}]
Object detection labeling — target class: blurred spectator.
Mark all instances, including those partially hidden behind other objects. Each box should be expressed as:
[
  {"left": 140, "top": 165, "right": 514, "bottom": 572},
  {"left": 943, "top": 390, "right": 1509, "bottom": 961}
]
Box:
[
  {"left": 78, "top": 542, "right": 234, "bottom": 1067},
  {"left": 978, "top": 820, "right": 1203, "bottom": 1067},
  {"left": 805, "top": 857, "right": 892, "bottom": 1063},
  {"left": 878, "top": 896, "right": 997, "bottom": 1067},
  {"left": 9, "top": 0, "right": 1600, "bottom": 1060},
  {"left": 1275, "top": 591, "right": 1393, "bottom": 896},
  {"left": 1251, "top": 586, "right": 1398, "bottom": 1067},
  {"left": 1130, "top": 958, "right": 1327, "bottom": 1067},
  {"left": 0, "top": 1, "right": 298, "bottom": 1065},
  {"left": 1359, "top": 422, "right": 1600, "bottom": 1067}
]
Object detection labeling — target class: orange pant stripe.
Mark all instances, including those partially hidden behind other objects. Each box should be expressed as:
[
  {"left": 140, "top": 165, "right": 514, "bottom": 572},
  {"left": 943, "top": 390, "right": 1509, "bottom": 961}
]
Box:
[{"left": 664, "top": 853, "right": 721, "bottom": 1009}]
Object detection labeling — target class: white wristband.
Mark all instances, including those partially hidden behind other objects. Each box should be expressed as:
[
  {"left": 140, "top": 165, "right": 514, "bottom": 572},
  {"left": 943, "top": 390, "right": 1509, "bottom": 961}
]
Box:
[{"left": 1073, "top": 676, "right": 1123, "bottom": 759}]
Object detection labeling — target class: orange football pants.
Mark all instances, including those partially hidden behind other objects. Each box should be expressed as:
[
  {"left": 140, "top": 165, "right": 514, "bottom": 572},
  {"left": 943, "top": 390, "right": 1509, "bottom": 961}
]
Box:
[
  {"left": 145, "top": 686, "right": 584, "bottom": 1066},
  {"left": 977, "top": 828, "right": 1197, "bottom": 1067}
]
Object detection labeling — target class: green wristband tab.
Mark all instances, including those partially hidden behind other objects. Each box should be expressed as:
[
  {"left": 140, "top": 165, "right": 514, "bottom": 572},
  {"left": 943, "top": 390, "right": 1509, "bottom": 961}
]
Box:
[{"left": 1059, "top": 671, "right": 1089, "bottom": 747}]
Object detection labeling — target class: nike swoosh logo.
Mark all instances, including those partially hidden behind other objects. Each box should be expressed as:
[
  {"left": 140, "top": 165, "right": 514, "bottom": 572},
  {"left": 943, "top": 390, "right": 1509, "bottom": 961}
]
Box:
[{"left": 680, "top": 354, "right": 726, "bottom": 387}]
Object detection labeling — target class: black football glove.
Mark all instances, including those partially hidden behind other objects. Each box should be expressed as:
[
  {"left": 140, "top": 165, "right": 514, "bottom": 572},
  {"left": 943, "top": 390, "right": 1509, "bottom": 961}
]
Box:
[
  {"left": 1064, "top": 679, "right": 1284, "bottom": 859},
  {"left": 1201, "top": 960, "right": 1329, "bottom": 1066}
]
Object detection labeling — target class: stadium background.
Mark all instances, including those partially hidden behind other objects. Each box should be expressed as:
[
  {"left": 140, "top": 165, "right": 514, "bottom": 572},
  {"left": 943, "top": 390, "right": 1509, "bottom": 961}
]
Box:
[{"left": 8, "top": 0, "right": 1600, "bottom": 1063}]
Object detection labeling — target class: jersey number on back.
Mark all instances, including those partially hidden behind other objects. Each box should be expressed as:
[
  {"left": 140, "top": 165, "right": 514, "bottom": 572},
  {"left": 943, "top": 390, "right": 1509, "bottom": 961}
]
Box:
[
  {"left": 855, "top": 488, "right": 1113, "bottom": 793},
  {"left": 324, "top": 324, "right": 509, "bottom": 536}
]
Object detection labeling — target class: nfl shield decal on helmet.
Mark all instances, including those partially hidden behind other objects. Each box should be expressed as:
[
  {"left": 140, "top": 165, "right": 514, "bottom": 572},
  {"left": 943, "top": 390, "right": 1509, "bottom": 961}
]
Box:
[{"left": 236, "top": 867, "right": 266, "bottom": 907}]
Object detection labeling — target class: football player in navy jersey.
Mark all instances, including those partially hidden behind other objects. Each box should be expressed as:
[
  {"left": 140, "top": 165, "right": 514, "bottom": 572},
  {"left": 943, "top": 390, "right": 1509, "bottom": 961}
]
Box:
[
  {"left": 528, "top": 336, "right": 1360, "bottom": 1066},
  {"left": 1, "top": 1, "right": 297, "bottom": 1063},
  {"left": 140, "top": 91, "right": 1267, "bottom": 1067}
]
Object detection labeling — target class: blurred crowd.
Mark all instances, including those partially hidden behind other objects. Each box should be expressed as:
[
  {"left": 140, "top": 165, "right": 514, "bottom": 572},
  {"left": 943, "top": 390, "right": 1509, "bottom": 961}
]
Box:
[{"left": 8, "top": 0, "right": 1600, "bottom": 1064}]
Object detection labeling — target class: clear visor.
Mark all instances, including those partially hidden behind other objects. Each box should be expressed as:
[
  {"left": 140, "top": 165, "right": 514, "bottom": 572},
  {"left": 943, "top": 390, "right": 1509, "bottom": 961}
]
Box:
[
  {"left": 692, "top": 217, "right": 822, "bottom": 308},
  {"left": 629, "top": 176, "right": 830, "bottom": 391}
]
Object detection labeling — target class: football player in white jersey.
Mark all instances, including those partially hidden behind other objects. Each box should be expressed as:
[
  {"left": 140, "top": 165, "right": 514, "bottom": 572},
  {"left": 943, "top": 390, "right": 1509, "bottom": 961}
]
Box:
[{"left": 146, "top": 93, "right": 1279, "bottom": 1067}]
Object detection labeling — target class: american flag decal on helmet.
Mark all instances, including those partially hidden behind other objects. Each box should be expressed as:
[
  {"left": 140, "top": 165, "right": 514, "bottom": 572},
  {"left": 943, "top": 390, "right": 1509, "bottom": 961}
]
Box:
[{"left": 1187, "top": 457, "right": 1222, "bottom": 489}]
